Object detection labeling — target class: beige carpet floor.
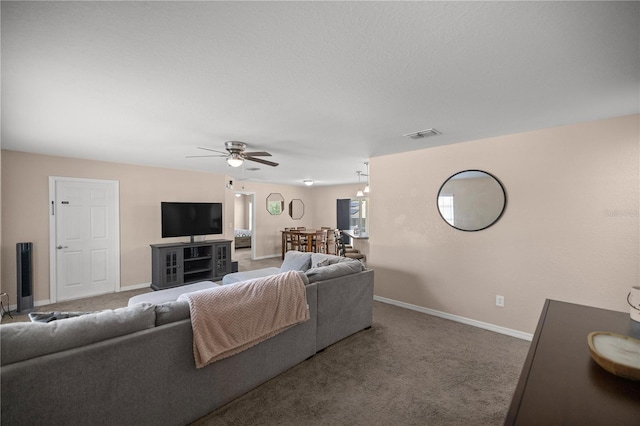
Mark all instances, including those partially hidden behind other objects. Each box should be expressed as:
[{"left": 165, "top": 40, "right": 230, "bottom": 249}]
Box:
[{"left": 193, "top": 301, "right": 530, "bottom": 425}]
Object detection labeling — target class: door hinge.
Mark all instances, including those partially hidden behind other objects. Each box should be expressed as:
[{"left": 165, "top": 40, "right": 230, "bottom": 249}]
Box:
[{"left": 51, "top": 201, "right": 55, "bottom": 215}]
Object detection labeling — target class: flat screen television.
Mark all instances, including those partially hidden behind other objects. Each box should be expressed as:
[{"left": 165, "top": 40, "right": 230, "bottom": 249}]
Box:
[{"left": 161, "top": 202, "right": 223, "bottom": 242}]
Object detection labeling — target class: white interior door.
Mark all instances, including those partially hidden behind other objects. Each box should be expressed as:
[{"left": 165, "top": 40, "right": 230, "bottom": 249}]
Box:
[{"left": 51, "top": 178, "right": 120, "bottom": 302}]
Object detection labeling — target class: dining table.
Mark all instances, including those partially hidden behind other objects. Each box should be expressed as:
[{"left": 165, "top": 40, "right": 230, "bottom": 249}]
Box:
[{"left": 281, "top": 229, "right": 326, "bottom": 259}]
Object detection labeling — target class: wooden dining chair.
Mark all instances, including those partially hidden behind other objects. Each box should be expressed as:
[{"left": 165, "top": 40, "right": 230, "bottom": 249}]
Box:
[
  {"left": 326, "top": 230, "right": 337, "bottom": 255},
  {"left": 332, "top": 229, "right": 342, "bottom": 255},
  {"left": 283, "top": 229, "right": 293, "bottom": 252},
  {"left": 312, "top": 229, "right": 328, "bottom": 253},
  {"left": 289, "top": 230, "right": 304, "bottom": 252},
  {"left": 294, "top": 227, "right": 309, "bottom": 248}
]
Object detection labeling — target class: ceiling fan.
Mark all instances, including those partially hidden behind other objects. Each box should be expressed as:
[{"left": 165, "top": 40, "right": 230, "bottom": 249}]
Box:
[{"left": 186, "top": 141, "right": 279, "bottom": 168}]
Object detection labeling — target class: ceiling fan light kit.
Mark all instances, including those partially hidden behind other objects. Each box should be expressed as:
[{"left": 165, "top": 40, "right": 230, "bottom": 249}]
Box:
[
  {"left": 188, "top": 140, "right": 279, "bottom": 168},
  {"left": 227, "top": 154, "right": 244, "bottom": 167}
]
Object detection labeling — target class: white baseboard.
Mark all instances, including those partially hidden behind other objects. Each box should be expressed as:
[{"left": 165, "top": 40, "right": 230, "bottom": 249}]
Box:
[
  {"left": 120, "top": 282, "right": 151, "bottom": 291},
  {"left": 6, "top": 283, "right": 150, "bottom": 312},
  {"left": 373, "top": 295, "right": 533, "bottom": 341},
  {"left": 252, "top": 254, "right": 280, "bottom": 260},
  {"left": 3, "top": 298, "right": 51, "bottom": 313}
]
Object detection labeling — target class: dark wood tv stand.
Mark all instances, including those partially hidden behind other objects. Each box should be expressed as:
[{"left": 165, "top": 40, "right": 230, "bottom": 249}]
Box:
[{"left": 150, "top": 240, "right": 232, "bottom": 290}]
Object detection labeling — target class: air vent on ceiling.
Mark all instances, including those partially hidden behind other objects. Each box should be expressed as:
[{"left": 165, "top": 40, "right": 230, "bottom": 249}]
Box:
[{"left": 403, "top": 128, "right": 442, "bottom": 139}]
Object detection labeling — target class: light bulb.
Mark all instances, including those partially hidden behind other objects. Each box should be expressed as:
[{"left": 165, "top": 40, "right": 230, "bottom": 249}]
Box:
[{"left": 227, "top": 156, "right": 243, "bottom": 167}]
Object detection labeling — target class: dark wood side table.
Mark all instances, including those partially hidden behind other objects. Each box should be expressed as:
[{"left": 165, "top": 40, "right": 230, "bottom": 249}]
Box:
[{"left": 505, "top": 299, "right": 640, "bottom": 425}]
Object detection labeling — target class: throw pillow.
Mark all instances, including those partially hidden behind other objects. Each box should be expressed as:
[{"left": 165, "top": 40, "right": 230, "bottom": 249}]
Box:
[
  {"left": 316, "top": 259, "right": 331, "bottom": 268},
  {"left": 280, "top": 251, "right": 312, "bottom": 272},
  {"left": 28, "top": 311, "right": 94, "bottom": 323},
  {"left": 305, "top": 260, "right": 364, "bottom": 283},
  {"left": 310, "top": 253, "right": 350, "bottom": 267},
  {"left": 155, "top": 300, "right": 190, "bottom": 326}
]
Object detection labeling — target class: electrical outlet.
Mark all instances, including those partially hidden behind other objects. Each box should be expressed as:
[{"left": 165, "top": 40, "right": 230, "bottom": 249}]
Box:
[{"left": 496, "top": 295, "right": 505, "bottom": 307}]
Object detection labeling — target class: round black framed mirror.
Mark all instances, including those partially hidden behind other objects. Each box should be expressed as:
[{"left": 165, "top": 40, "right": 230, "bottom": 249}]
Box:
[{"left": 437, "top": 170, "right": 506, "bottom": 231}]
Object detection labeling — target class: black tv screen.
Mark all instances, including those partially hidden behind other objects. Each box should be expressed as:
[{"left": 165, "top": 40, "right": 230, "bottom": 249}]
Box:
[{"left": 161, "top": 202, "right": 223, "bottom": 239}]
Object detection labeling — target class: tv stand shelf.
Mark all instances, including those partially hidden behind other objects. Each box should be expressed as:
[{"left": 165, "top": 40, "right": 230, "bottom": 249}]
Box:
[{"left": 150, "top": 240, "right": 232, "bottom": 291}]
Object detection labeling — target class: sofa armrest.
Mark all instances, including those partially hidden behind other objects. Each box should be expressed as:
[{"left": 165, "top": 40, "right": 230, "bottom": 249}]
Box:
[{"left": 315, "top": 269, "right": 374, "bottom": 351}]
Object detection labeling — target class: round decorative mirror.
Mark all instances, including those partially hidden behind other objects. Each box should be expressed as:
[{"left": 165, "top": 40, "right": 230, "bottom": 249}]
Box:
[
  {"left": 266, "top": 193, "right": 284, "bottom": 215},
  {"left": 289, "top": 199, "right": 304, "bottom": 220},
  {"left": 437, "top": 170, "right": 506, "bottom": 231}
]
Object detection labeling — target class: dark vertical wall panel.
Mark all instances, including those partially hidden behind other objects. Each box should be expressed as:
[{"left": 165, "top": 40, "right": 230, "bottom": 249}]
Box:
[
  {"left": 16, "top": 242, "right": 34, "bottom": 312},
  {"left": 336, "top": 199, "right": 351, "bottom": 244}
]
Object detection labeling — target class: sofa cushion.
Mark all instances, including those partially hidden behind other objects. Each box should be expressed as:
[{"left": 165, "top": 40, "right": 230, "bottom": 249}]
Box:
[
  {"left": 280, "top": 251, "right": 311, "bottom": 272},
  {"left": 155, "top": 300, "right": 191, "bottom": 326},
  {"left": 0, "top": 303, "right": 156, "bottom": 366},
  {"left": 305, "top": 260, "right": 364, "bottom": 283}
]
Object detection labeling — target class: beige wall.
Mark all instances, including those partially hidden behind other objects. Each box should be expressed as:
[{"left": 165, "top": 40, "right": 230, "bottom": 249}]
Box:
[
  {"left": 2, "top": 115, "right": 637, "bottom": 335},
  {"left": 231, "top": 181, "right": 313, "bottom": 259},
  {"left": 1, "top": 151, "right": 230, "bottom": 303},
  {"left": 230, "top": 181, "right": 364, "bottom": 258},
  {"left": 0, "top": 151, "right": 361, "bottom": 304},
  {"left": 369, "top": 114, "right": 639, "bottom": 334},
  {"left": 307, "top": 183, "right": 363, "bottom": 229},
  {"left": 233, "top": 194, "right": 250, "bottom": 230}
]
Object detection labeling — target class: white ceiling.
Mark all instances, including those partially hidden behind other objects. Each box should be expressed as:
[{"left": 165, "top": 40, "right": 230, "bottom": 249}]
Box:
[{"left": 2, "top": 1, "right": 638, "bottom": 186}]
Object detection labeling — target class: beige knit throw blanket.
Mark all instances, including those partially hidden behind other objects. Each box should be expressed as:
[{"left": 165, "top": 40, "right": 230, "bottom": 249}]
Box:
[{"left": 178, "top": 271, "right": 309, "bottom": 369}]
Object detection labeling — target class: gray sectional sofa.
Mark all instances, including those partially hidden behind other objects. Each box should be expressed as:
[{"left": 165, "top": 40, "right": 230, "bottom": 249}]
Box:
[{"left": 0, "top": 251, "right": 373, "bottom": 425}]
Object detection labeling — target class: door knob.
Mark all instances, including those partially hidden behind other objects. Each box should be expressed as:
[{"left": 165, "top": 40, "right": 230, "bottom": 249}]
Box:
[{"left": 57, "top": 245, "right": 68, "bottom": 249}]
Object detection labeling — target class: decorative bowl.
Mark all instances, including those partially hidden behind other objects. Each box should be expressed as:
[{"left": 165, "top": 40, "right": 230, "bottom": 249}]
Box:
[{"left": 588, "top": 331, "right": 640, "bottom": 381}]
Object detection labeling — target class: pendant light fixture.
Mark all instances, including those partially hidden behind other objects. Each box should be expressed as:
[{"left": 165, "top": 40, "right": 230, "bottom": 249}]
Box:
[
  {"left": 363, "top": 162, "right": 370, "bottom": 194},
  {"left": 356, "top": 171, "right": 364, "bottom": 198}
]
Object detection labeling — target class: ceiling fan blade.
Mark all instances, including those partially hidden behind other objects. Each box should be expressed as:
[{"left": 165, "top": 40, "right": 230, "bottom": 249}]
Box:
[
  {"left": 197, "top": 146, "right": 228, "bottom": 154},
  {"left": 245, "top": 156, "right": 279, "bottom": 167},
  {"left": 185, "top": 154, "right": 227, "bottom": 158},
  {"left": 243, "top": 151, "right": 272, "bottom": 157}
]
